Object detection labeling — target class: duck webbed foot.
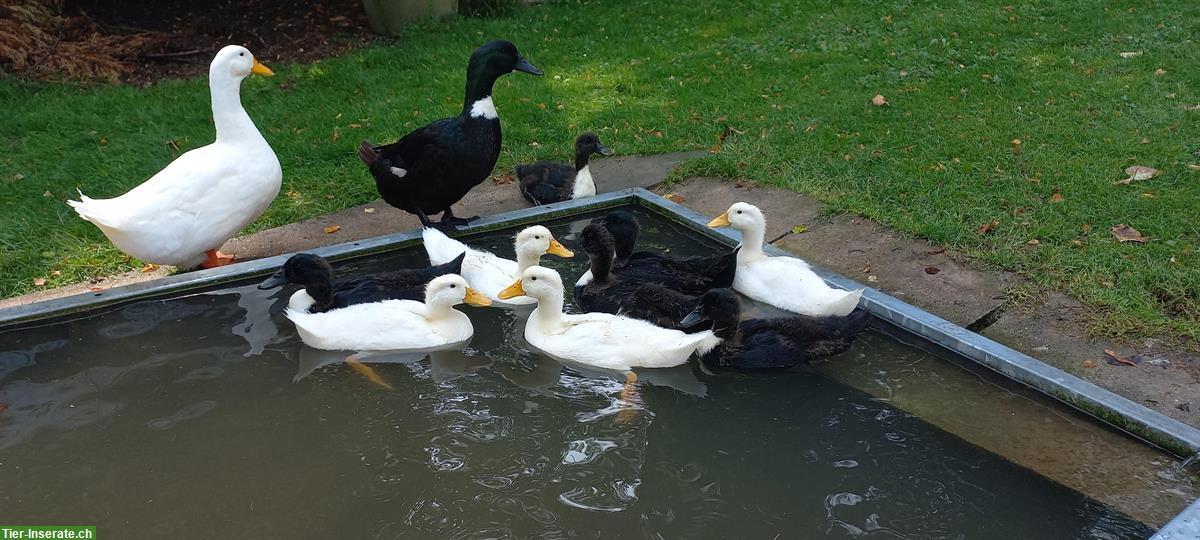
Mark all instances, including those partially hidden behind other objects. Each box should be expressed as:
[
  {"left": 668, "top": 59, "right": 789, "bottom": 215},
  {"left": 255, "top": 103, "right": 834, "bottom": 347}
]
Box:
[
  {"left": 439, "top": 208, "right": 479, "bottom": 227},
  {"left": 199, "top": 249, "right": 236, "bottom": 268}
]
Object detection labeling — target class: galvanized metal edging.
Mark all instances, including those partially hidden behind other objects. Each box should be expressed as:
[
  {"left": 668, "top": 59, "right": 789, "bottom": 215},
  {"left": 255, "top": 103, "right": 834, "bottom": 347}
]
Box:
[{"left": 634, "top": 188, "right": 1200, "bottom": 459}]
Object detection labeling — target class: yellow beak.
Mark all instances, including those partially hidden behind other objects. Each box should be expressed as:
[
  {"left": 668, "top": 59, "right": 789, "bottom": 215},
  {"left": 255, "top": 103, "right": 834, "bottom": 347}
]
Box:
[
  {"left": 464, "top": 287, "right": 492, "bottom": 307},
  {"left": 251, "top": 60, "right": 274, "bottom": 77},
  {"left": 546, "top": 238, "right": 574, "bottom": 258},
  {"left": 708, "top": 212, "right": 731, "bottom": 228},
  {"left": 497, "top": 279, "right": 526, "bottom": 300}
]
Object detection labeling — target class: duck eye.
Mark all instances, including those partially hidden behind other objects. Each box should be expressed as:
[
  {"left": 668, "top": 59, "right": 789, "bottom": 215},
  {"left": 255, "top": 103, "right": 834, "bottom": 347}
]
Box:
[
  {"left": 736, "top": 210, "right": 742, "bottom": 214},
  {"left": 535, "top": 235, "right": 541, "bottom": 240},
  {"left": 449, "top": 284, "right": 456, "bottom": 288},
  {"left": 531, "top": 277, "right": 537, "bottom": 281},
  {"left": 239, "top": 52, "right": 245, "bottom": 57}
]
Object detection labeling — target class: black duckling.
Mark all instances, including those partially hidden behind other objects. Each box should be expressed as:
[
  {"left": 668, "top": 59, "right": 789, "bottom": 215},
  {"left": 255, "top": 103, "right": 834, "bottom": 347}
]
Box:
[
  {"left": 358, "top": 40, "right": 543, "bottom": 229},
  {"left": 258, "top": 252, "right": 466, "bottom": 313},
  {"left": 679, "top": 288, "right": 870, "bottom": 370},
  {"left": 575, "top": 211, "right": 737, "bottom": 294},
  {"left": 516, "top": 132, "right": 611, "bottom": 205},
  {"left": 574, "top": 223, "right": 701, "bottom": 330}
]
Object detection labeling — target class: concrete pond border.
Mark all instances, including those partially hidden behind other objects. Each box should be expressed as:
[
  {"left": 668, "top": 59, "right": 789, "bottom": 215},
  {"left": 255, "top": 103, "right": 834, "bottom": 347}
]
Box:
[{"left": 1, "top": 187, "right": 1197, "bottom": 536}]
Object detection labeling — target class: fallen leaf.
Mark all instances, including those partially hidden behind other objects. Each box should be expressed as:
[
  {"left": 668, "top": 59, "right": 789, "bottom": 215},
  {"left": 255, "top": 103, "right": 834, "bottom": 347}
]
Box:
[
  {"left": 1082, "top": 359, "right": 1097, "bottom": 369},
  {"left": 140, "top": 264, "right": 159, "bottom": 273},
  {"left": 871, "top": 94, "right": 888, "bottom": 106},
  {"left": 1027, "top": 239, "right": 1040, "bottom": 245},
  {"left": 43, "top": 191, "right": 52, "bottom": 198},
  {"left": 1072, "top": 239, "right": 1084, "bottom": 246},
  {"left": 924, "top": 247, "right": 946, "bottom": 255},
  {"left": 1119, "top": 51, "right": 1142, "bottom": 58},
  {"left": 491, "top": 173, "right": 516, "bottom": 185},
  {"left": 51, "top": 271, "right": 61, "bottom": 277},
  {"left": 1050, "top": 191, "right": 1064, "bottom": 203},
  {"left": 363, "top": 207, "right": 376, "bottom": 213},
  {"left": 1011, "top": 139, "right": 1022, "bottom": 154},
  {"left": 1104, "top": 349, "right": 1139, "bottom": 367},
  {"left": 791, "top": 224, "right": 808, "bottom": 234},
  {"left": 1141, "top": 192, "right": 1155, "bottom": 198},
  {"left": 33, "top": 277, "right": 46, "bottom": 287},
  {"left": 1140, "top": 137, "right": 1150, "bottom": 145},
  {"left": 1110, "top": 224, "right": 1148, "bottom": 243},
  {"left": 331, "top": 126, "right": 339, "bottom": 143},
  {"left": 88, "top": 286, "right": 104, "bottom": 292},
  {"left": 348, "top": 123, "right": 362, "bottom": 128},
  {"left": 663, "top": 193, "right": 686, "bottom": 203},
  {"left": 867, "top": 275, "right": 878, "bottom": 283},
  {"left": 1116, "top": 165, "right": 1159, "bottom": 185},
  {"left": 976, "top": 220, "right": 999, "bottom": 235},
  {"left": 924, "top": 266, "right": 940, "bottom": 275},
  {"left": 345, "top": 358, "right": 394, "bottom": 390},
  {"left": 1155, "top": 68, "right": 1166, "bottom": 76},
  {"left": 324, "top": 225, "right": 341, "bottom": 234},
  {"left": 536, "top": 102, "right": 547, "bottom": 110},
  {"left": 287, "top": 190, "right": 302, "bottom": 199},
  {"left": 1188, "top": 164, "right": 1200, "bottom": 170}
]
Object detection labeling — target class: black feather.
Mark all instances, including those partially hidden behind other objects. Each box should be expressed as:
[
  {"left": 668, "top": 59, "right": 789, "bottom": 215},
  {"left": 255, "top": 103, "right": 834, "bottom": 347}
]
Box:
[
  {"left": 517, "top": 132, "right": 609, "bottom": 205},
  {"left": 259, "top": 252, "right": 466, "bottom": 313}
]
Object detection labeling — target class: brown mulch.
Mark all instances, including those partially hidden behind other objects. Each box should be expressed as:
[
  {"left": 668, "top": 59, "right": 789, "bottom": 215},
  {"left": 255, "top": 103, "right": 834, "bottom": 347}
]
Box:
[{"left": 1, "top": 0, "right": 378, "bottom": 84}]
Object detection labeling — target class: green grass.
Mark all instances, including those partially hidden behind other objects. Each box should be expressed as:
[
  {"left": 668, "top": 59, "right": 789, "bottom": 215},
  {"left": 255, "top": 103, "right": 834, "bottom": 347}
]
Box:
[{"left": 1, "top": 0, "right": 1197, "bottom": 342}]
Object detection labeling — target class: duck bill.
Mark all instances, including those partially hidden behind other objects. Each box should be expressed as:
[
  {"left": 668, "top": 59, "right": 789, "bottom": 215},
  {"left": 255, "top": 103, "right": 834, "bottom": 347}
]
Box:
[
  {"left": 547, "top": 238, "right": 574, "bottom": 258},
  {"left": 678, "top": 307, "right": 706, "bottom": 328},
  {"left": 595, "top": 144, "right": 613, "bottom": 157},
  {"left": 251, "top": 60, "right": 274, "bottom": 76},
  {"left": 513, "top": 55, "right": 543, "bottom": 76},
  {"left": 464, "top": 287, "right": 492, "bottom": 307},
  {"left": 707, "top": 212, "right": 731, "bottom": 228},
  {"left": 257, "top": 269, "right": 288, "bottom": 289},
  {"left": 497, "top": 280, "right": 526, "bottom": 300}
]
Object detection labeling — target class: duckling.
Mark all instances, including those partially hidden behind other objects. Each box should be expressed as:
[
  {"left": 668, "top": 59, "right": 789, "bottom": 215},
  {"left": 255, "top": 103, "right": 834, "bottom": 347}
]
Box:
[
  {"left": 575, "top": 211, "right": 738, "bottom": 294},
  {"left": 709, "top": 202, "right": 863, "bottom": 316},
  {"left": 516, "top": 132, "right": 611, "bottom": 205},
  {"left": 68, "top": 45, "right": 280, "bottom": 268},
  {"left": 286, "top": 274, "right": 492, "bottom": 352},
  {"left": 422, "top": 225, "right": 573, "bottom": 306},
  {"left": 497, "top": 266, "right": 719, "bottom": 372},
  {"left": 358, "top": 40, "right": 543, "bottom": 229},
  {"left": 575, "top": 223, "right": 700, "bottom": 330},
  {"left": 257, "top": 252, "right": 466, "bottom": 313},
  {"left": 679, "top": 288, "right": 870, "bottom": 369}
]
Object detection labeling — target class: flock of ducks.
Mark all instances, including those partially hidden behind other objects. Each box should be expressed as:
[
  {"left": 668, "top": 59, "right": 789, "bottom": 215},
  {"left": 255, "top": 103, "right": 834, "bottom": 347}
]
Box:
[{"left": 62, "top": 41, "right": 870, "bottom": 375}]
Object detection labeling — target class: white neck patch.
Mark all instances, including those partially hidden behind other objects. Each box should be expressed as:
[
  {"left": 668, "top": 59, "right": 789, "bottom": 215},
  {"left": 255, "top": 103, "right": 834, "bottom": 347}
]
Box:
[
  {"left": 469, "top": 96, "right": 498, "bottom": 119},
  {"left": 571, "top": 165, "right": 596, "bottom": 199}
]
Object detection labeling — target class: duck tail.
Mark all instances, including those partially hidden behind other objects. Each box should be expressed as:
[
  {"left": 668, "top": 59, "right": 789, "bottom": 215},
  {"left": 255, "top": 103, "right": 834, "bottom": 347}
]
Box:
[
  {"left": 696, "top": 332, "right": 723, "bottom": 355},
  {"left": 824, "top": 288, "right": 864, "bottom": 317},
  {"left": 358, "top": 140, "right": 383, "bottom": 170},
  {"left": 710, "top": 246, "right": 740, "bottom": 288},
  {"left": 66, "top": 189, "right": 113, "bottom": 226},
  {"left": 841, "top": 307, "right": 872, "bottom": 336}
]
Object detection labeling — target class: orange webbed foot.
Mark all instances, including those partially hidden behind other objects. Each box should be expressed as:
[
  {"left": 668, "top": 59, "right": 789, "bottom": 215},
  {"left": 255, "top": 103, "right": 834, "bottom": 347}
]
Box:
[{"left": 200, "top": 249, "right": 236, "bottom": 268}]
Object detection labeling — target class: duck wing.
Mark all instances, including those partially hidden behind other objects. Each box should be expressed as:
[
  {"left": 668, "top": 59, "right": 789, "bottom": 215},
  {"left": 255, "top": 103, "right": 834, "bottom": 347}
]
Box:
[
  {"left": 740, "top": 309, "right": 870, "bottom": 364},
  {"left": 517, "top": 162, "right": 575, "bottom": 205},
  {"left": 577, "top": 280, "right": 699, "bottom": 330}
]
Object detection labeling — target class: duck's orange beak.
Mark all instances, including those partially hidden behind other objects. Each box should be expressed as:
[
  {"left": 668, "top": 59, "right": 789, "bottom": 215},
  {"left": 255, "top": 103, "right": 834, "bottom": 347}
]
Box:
[
  {"left": 708, "top": 212, "right": 731, "bottom": 228},
  {"left": 497, "top": 280, "right": 525, "bottom": 300},
  {"left": 251, "top": 60, "right": 274, "bottom": 76}
]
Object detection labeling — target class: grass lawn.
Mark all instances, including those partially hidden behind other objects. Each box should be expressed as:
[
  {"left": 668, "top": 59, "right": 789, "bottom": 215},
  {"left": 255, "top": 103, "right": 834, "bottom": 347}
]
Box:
[{"left": 2, "top": 0, "right": 1197, "bottom": 342}]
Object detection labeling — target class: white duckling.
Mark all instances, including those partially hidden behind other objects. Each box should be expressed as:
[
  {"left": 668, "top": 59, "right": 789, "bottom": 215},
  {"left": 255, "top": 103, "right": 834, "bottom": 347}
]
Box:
[
  {"left": 68, "top": 45, "right": 282, "bottom": 269},
  {"left": 285, "top": 274, "right": 491, "bottom": 352},
  {"left": 708, "top": 202, "right": 863, "bottom": 316},
  {"left": 497, "top": 266, "right": 720, "bottom": 372},
  {"left": 422, "top": 225, "right": 574, "bottom": 306}
]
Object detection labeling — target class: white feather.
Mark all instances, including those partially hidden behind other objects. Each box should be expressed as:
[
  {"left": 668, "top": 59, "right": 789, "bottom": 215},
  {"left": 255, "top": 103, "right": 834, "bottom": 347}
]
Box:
[
  {"left": 469, "top": 96, "right": 498, "bottom": 119},
  {"left": 570, "top": 165, "right": 596, "bottom": 199}
]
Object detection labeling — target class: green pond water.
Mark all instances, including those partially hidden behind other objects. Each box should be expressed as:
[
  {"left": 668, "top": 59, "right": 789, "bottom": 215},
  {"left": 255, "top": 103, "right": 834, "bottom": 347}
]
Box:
[{"left": 0, "top": 208, "right": 1193, "bottom": 538}]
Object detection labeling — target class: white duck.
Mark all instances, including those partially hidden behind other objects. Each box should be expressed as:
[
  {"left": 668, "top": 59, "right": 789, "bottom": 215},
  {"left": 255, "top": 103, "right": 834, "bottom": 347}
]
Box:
[
  {"left": 67, "top": 45, "right": 282, "bottom": 269},
  {"left": 286, "top": 274, "right": 491, "bottom": 352},
  {"left": 708, "top": 202, "right": 863, "bottom": 317},
  {"left": 497, "top": 266, "right": 720, "bottom": 372},
  {"left": 422, "top": 225, "right": 573, "bottom": 306}
]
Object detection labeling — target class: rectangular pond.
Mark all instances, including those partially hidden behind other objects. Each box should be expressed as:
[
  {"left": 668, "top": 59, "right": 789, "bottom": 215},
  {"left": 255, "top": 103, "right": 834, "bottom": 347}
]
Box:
[{"left": 1, "top": 199, "right": 1197, "bottom": 538}]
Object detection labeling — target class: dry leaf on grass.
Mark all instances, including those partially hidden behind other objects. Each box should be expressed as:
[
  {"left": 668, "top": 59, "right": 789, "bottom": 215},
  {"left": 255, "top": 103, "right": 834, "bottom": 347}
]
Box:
[
  {"left": 1049, "top": 190, "right": 1064, "bottom": 203},
  {"left": 491, "top": 173, "right": 515, "bottom": 185},
  {"left": 1119, "top": 51, "right": 1143, "bottom": 58},
  {"left": 33, "top": 277, "right": 46, "bottom": 287},
  {"left": 871, "top": 94, "right": 888, "bottom": 106},
  {"left": 140, "top": 263, "right": 159, "bottom": 273},
  {"left": 323, "top": 225, "right": 341, "bottom": 234},
  {"left": 1027, "top": 239, "right": 1040, "bottom": 245},
  {"left": 1010, "top": 139, "right": 1022, "bottom": 154},
  {"left": 1115, "top": 165, "right": 1159, "bottom": 184},
  {"left": 1104, "top": 349, "right": 1140, "bottom": 367},
  {"left": 976, "top": 220, "right": 999, "bottom": 235},
  {"left": 1110, "top": 224, "right": 1148, "bottom": 243}
]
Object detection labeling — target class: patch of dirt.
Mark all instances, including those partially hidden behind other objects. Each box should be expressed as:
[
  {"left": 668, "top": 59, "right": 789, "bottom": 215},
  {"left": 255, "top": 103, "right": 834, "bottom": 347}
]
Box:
[{"left": 4, "top": 0, "right": 377, "bottom": 83}]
